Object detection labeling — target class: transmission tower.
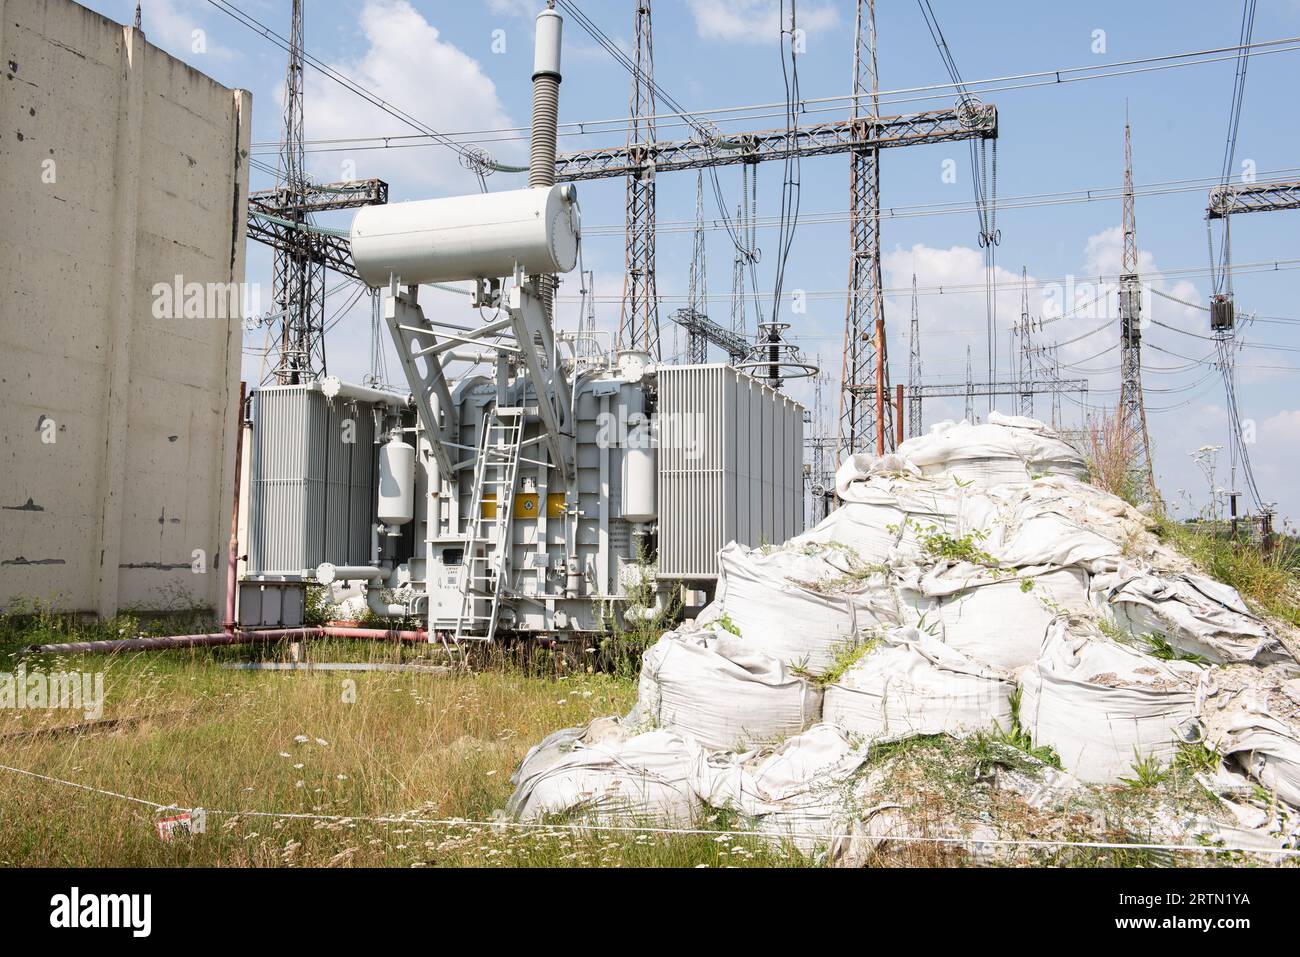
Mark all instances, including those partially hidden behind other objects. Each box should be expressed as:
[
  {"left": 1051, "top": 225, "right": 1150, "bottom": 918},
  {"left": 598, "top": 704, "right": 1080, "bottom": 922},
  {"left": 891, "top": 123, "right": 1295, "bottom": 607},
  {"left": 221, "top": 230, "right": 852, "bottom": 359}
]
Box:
[
  {"left": 618, "top": 2, "right": 661, "bottom": 358},
  {"left": 807, "top": 357, "right": 836, "bottom": 525},
  {"left": 907, "top": 273, "right": 922, "bottom": 437},
  {"left": 730, "top": 163, "right": 758, "bottom": 340},
  {"left": 964, "top": 346, "right": 974, "bottom": 421},
  {"left": 270, "top": 0, "right": 326, "bottom": 384},
  {"left": 578, "top": 269, "right": 598, "bottom": 358},
  {"left": 1050, "top": 344, "right": 1062, "bottom": 428},
  {"left": 1017, "top": 266, "right": 1034, "bottom": 417},
  {"left": 838, "top": 0, "right": 893, "bottom": 459},
  {"left": 1118, "top": 117, "right": 1157, "bottom": 505},
  {"left": 685, "top": 171, "right": 709, "bottom": 363}
]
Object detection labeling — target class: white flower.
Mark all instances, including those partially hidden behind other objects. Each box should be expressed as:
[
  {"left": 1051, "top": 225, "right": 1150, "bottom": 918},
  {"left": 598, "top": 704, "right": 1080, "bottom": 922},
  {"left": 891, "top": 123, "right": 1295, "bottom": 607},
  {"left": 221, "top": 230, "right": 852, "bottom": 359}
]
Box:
[{"left": 293, "top": 735, "right": 308, "bottom": 744}]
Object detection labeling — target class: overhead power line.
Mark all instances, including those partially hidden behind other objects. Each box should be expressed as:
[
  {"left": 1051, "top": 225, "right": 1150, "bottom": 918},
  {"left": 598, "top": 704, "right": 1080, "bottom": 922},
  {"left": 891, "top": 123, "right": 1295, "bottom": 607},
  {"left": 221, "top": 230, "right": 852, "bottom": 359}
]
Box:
[{"left": 248, "top": 34, "right": 1300, "bottom": 157}]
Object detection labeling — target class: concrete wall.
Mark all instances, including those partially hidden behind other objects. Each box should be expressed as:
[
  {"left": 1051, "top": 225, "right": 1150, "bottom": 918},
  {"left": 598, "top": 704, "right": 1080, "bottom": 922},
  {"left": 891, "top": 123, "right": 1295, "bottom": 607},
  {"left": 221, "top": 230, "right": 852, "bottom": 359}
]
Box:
[{"left": 0, "top": 0, "right": 251, "bottom": 617}]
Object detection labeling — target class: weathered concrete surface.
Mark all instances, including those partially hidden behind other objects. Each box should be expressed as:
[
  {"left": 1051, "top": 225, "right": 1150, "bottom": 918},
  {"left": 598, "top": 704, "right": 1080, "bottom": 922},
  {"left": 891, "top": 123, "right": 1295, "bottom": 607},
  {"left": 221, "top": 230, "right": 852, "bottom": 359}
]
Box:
[{"left": 0, "top": 0, "right": 251, "bottom": 617}]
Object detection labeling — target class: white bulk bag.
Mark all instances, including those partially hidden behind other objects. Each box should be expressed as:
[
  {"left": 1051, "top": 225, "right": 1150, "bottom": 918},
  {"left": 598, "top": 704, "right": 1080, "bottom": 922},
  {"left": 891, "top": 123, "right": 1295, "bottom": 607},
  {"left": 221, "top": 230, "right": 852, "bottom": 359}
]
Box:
[
  {"left": 1018, "top": 622, "right": 1208, "bottom": 783},
  {"left": 890, "top": 414, "right": 1088, "bottom": 487},
  {"left": 634, "top": 630, "right": 823, "bottom": 751},
  {"left": 507, "top": 717, "right": 701, "bottom": 824},
  {"left": 903, "top": 566, "right": 1091, "bottom": 671},
  {"left": 823, "top": 628, "right": 1014, "bottom": 742},
  {"left": 714, "top": 542, "right": 898, "bottom": 674},
  {"left": 1099, "top": 570, "right": 1281, "bottom": 664},
  {"left": 690, "top": 724, "right": 868, "bottom": 852},
  {"left": 981, "top": 478, "right": 1158, "bottom": 571},
  {"left": 1214, "top": 711, "right": 1300, "bottom": 808}
]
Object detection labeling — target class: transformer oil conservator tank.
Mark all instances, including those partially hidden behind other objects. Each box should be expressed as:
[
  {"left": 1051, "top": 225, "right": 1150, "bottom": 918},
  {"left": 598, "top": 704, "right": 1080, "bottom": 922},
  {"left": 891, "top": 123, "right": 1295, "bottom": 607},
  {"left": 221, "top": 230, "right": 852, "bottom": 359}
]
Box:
[{"left": 349, "top": 184, "right": 580, "bottom": 287}]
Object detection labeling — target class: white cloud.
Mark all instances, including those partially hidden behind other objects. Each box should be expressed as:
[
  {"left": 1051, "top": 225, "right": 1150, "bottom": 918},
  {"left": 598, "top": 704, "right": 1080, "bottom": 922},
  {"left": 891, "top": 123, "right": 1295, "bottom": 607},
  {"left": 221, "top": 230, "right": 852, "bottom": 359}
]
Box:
[
  {"left": 686, "top": 0, "right": 840, "bottom": 45},
  {"left": 484, "top": 0, "right": 539, "bottom": 18},
  {"left": 875, "top": 230, "right": 1297, "bottom": 518},
  {"left": 302, "top": 0, "right": 521, "bottom": 198},
  {"left": 140, "top": 0, "right": 239, "bottom": 62}
]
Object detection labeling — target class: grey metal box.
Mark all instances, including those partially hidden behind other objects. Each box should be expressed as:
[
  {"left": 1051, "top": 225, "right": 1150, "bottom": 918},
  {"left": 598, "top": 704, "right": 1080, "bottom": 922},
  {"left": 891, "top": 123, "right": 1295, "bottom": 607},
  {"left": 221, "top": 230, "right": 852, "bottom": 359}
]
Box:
[
  {"left": 657, "top": 365, "right": 805, "bottom": 578},
  {"left": 247, "top": 386, "right": 377, "bottom": 577}
]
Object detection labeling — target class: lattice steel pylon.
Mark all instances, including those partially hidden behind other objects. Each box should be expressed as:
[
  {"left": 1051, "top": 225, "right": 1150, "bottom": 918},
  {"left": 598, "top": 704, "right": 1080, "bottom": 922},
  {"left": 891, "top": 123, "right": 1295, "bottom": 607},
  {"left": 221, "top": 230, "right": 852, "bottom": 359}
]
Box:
[
  {"left": 964, "top": 346, "right": 974, "bottom": 421},
  {"left": 684, "top": 170, "right": 709, "bottom": 363},
  {"left": 1016, "top": 266, "right": 1034, "bottom": 418},
  {"left": 1118, "top": 118, "right": 1157, "bottom": 505},
  {"left": 271, "top": 0, "right": 325, "bottom": 385},
  {"left": 618, "top": 2, "right": 661, "bottom": 358},
  {"left": 838, "top": 0, "right": 893, "bottom": 459},
  {"left": 907, "top": 273, "right": 922, "bottom": 438}
]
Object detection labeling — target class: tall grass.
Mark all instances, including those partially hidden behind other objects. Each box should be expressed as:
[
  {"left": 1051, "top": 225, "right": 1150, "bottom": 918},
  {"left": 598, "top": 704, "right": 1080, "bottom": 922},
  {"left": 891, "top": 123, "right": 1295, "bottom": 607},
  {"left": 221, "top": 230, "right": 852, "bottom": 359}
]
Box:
[
  {"left": 1155, "top": 518, "right": 1300, "bottom": 627},
  {"left": 1081, "top": 409, "right": 1144, "bottom": 506}
]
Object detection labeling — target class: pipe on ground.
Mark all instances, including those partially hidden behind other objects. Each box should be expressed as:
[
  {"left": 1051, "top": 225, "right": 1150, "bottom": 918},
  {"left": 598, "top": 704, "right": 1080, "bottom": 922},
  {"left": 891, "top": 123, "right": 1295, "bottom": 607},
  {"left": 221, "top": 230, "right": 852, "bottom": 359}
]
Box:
[{"left": 25, "top": 625, "right": 427, "bottom": 656}]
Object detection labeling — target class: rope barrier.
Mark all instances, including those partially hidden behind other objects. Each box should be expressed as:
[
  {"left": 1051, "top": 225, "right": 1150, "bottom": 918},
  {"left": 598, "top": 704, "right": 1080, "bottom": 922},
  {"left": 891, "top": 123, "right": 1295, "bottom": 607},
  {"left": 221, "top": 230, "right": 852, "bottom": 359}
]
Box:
[{"left": 3, "top": 762, "right": 1296, "bottom": 858}]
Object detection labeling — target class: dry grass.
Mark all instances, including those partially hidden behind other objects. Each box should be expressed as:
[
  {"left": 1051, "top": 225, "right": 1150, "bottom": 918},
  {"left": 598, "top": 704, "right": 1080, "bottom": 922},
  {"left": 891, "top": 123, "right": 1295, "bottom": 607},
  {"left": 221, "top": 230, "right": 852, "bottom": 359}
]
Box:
[
  {"left": 1081, "top": 409, "right": 1143, "bottom": 505},
  {"left": 0, "top": 621, "right": 800, "bottom": 867}
]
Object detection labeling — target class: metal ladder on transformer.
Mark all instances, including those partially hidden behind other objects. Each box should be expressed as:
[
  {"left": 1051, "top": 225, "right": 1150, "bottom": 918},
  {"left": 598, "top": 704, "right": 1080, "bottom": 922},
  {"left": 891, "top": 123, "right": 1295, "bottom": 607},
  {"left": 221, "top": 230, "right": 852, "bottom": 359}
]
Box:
[{"left": 455, "top": 407, "right": 525, "bottom": 642}]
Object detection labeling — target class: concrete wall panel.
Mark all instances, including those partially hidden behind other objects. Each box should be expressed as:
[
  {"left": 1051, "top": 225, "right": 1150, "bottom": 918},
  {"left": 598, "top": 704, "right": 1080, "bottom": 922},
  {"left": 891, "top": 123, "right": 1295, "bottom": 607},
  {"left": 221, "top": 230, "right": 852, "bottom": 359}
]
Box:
[{"left": 0, "top": 0, "right": 250, "bottom": 616}]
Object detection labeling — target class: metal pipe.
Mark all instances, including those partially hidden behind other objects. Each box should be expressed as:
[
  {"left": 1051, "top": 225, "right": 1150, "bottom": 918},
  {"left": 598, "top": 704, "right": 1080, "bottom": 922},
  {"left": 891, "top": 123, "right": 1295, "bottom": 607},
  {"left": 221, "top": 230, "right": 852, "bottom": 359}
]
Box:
[
  {"left": 25, "top": 629, "right": 314, "bottom": 655},
  {"left": 895, "top": 383, "right": 904, "bottom": 447},
  {"left": 365, "top": 583, "right": 408, "bottom": 619},
  {"left": 223, "top": 381, "right": 246, "bottom": 634},
  {"left": 321, "top": 626, "right": 426, "bottom": 643},
  {"left": 317, "top": 375, "right": 410, "bottom": 408},
  {"left": 25, "top": 625, "right": 427, "bottom": 656},
  {"left": 315, "top": 563, "right": 386, "bottom": 584}
]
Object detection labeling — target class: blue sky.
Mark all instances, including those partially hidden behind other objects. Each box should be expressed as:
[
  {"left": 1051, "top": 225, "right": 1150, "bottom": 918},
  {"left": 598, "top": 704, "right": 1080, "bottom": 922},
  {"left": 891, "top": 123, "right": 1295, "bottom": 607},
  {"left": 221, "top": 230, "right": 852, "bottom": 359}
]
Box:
[{"left": 86, "top": 0, "right": 1300, "bottom": 523}]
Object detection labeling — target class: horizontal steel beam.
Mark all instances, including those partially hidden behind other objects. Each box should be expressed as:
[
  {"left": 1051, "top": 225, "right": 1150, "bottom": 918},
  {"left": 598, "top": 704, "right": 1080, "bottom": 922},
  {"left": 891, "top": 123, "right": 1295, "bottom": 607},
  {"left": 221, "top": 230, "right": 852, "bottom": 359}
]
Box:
[
  {"left": 555, "top": 104, "right": 997, "bottom": 182},
  {"left": 670, "top": 307, "right": 749, "bottom": 360},
  {"left": 250, "top": 177, "right": 389, "bottom": 214},
  {"left": 1207, "top": 180, "right": 1300, "bottom": 219},
  {"left": 247, "top": 214, "right": 360, "bottom": 280},
  {"left": 863, "top": 378, "right": 1088, "bottom": 399}
]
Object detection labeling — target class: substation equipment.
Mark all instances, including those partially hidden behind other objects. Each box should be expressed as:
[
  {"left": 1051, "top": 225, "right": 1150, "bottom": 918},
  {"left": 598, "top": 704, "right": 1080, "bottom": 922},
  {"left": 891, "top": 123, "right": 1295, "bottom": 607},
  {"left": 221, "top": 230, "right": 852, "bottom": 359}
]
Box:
[{"left": 236, "top": 7, "right": 805, "bottom": 642}]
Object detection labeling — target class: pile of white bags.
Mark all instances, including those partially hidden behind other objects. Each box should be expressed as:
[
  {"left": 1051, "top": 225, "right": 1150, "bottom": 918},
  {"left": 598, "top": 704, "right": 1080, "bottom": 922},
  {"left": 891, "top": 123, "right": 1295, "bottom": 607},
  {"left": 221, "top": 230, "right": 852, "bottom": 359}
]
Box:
[
  {"left": 899, "top": 565, "right": 1091, "bottom": 671},
  {"left": 1213, "top": 712, "right": 1300, "bottom": 807},
  {"left": 714, "top": 542, "right": 898, "bottom": 673},
  {"left": 633, "top": 629, "right": 823, "bottom": 751},
  {"left": 835, "top": 413, "right": 1089, "bottom": 492},
  {"left": 1018, "top": 621, "right": 1209, "bottom": 783},
  {"left": 690, "top": 724, "right": 869, "bottom": 851},
  {"left": 823, "top": 628, "right": 1014, "bottom": 743},
  {"left": 1097, "top": 570, "right": 1282, "bottom": 664},
  {"left": 507, "top": 717, "right": 700, "bottom": 824},
  {"left": 506, "top": 415, "right": 1300, "bottom": 852}
]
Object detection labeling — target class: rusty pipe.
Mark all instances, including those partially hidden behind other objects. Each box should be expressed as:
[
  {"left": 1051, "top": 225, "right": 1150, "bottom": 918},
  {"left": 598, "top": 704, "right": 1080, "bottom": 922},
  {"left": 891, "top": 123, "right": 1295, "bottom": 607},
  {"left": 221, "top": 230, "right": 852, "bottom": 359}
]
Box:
[{"left": 26, "top": 625, "right": 427, "bottom": 656}]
